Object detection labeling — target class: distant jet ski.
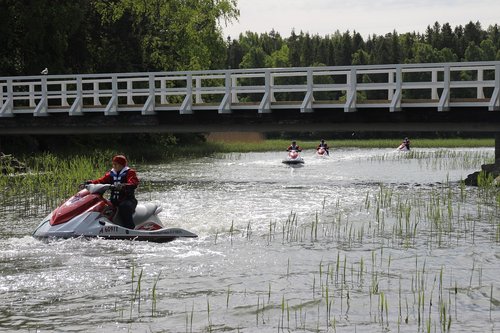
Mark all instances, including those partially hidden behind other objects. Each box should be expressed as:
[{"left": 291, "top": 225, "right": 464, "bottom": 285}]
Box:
[{"left": 282, "top": 150, "right": 305, "bottom": 165}]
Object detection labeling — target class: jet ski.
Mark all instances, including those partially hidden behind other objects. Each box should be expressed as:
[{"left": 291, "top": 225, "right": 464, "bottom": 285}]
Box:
[
  {"left": 32, "top": 184, "right": 197, "bottom": 243},
  {"left": 282, "top": 150, "right": 305, "bottom": 165},
  {"left": 397, "top": 143, "right": 410, "bottom": 152},
  {"left": 316, "top": 147, "right": 329, "bottom": 157}
]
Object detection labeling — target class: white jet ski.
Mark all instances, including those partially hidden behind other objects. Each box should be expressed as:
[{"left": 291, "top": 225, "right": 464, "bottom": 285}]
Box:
[{"left": 282, "top": 150, "right": 305, "bottom": 165}]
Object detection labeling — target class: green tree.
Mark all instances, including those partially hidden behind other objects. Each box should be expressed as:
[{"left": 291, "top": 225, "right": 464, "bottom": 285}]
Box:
[
  {"left": 351, "top": 49, "right": 370, "bottom": 65},
  {"left": 265, "top": 45, "right": 290, "bottom": 68},
  {"left": 438, "top": 48, "right": 458, "bottom": 62},
  {"left": 412, "top": 42, "right": 441, "bottom": 63},
  {"left": 94, "top": 0, "right": 238, "bottom": 71},
  {"left": 464, "top": 42, "right": 483, "bottom": 61},
  {"left": 0, "top": 0, "right": 89, "bottom": 75},
  {"left": 480, "top": 39, "right": 497, "bottom": 61},
  {"left": 0, "top": 0, "right": 239, "bottom": 75},
  {"left": 240, "top": 47, "right": 266, "bottom": 68}
]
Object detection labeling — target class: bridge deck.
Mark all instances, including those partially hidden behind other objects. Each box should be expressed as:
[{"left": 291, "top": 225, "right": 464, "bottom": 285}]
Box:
[{"left": 1, "top": 61, "right": 499, "bottom": 134}]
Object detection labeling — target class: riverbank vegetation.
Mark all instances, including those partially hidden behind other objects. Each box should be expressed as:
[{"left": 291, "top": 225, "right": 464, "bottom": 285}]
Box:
[
  {"left": 0, "top": 134, "right": 494, "bottom": 163},
  {"left": 210, "top": 138, "right": 495, "bottom": 153}
]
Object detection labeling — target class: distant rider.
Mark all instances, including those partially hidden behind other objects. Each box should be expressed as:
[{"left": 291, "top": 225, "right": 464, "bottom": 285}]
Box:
[
  {"left": 86, "top": 155, "right": 139, "bottom": 229},
  {"left": 402, "top": 137, "right": 411, "bottom": 150},
  {"left": 316, "top": 139, "right": 329, "bottom": 155},
  {"left": 287, "top": 141, "right": 302, "bottom": 152}
]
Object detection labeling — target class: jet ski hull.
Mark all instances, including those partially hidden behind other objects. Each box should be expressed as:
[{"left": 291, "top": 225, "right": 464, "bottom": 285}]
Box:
[
  {"left": 282, "top": 159, "right": 304, "bottom": 164},
  {"left": 33, "top": 214, "right": 197, "bottom": 243}
]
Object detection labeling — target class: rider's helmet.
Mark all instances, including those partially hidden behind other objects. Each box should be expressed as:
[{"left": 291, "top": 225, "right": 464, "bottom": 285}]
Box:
[{"left": 112, "top": 155, "right": 128, "bottom": 166}]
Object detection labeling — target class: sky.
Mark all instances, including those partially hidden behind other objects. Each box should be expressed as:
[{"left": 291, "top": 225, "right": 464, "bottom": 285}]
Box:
[{"left": 222, "top": 0, "right": 500, "bottom": 39}]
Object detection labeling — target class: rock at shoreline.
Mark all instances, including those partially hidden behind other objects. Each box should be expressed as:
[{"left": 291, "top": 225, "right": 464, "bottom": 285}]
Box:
[
  {"left": 1, "top": 152, "right": 27, "bottom": 174},
  {"left": 464, "top": 162, "right": 500, "bottom": 186}
]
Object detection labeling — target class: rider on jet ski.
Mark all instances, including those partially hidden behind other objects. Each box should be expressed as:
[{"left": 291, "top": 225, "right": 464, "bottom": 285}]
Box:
[
  {"left": 85, "top": 155, "right": 139, "bottom": 229},
  {"left": 316, "top": 139, "right": 330, "bottom": 155},
  {"left": 287, "top": 141, "right": 302, "bottom": 152}
]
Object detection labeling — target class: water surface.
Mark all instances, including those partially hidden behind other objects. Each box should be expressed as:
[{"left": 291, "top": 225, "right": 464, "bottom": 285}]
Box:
[{"left": 1, "top": 148, "right": 498, "bottom": 332}]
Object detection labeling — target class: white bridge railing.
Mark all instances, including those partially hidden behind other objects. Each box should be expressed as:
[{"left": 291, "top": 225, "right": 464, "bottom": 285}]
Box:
[{"left": 1, "top": 61, "right": 499, "bottom": 117}]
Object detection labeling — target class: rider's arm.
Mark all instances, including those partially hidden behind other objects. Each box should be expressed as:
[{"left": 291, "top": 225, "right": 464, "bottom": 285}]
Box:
[{"left": 90, "top": 172, "right": 112, "bottom": 184}]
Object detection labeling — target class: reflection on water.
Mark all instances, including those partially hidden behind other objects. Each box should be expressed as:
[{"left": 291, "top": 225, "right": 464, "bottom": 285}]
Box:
[{"left": 0, "top": 148, "right": 499, "bottom": 332}]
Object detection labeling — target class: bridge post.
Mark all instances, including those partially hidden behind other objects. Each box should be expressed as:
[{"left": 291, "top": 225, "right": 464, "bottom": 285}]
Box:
[
  {"left": 34, "top": 76, "right": 48, "bottom": 117},
  {"left": 390, "top": 65, "right": 402, "bottom": 112},
  {"left": 388, "top": 69, "right": 394, "bottom": 100},
  {"left": 61, "top": 82, "right": 69, "bottom": 107},
  {"left": 29, "top": 83, "right": 36, "bottom": 107},
  {"left": 104, "top": 76, "right": 118, "bottom": 115},
  {"left": 438, "top": 65, "right": 450, "bottom": 112},
  {"left": 477, "top": 69, "right": 485, "bottom": 99},
  {"left": 127, "top": 80, "right": 134, "bottom": 105},
  {"left": 93, "top": 82, "right": 100, "bottom": 106},
  {"left": 218, "top": 71, "right": 232, "bottom": 114},
  {"left": 489, "top": 64, "right": 500, "bottom": 111},
  {"left": 195, "top": 77, "right": 203, "bottom": 103},
  {"left": 344, "top": 68, "right": 357, "bottom": 112},
  {"left": 301, "top": 69, "right": 314, "bottom": 113},
  {"left": 431, "top": 70, "right": 438, "bottom": 100},
  {"left": 0, "top": 78, "right": 13, "bottom": 117},
  {"left": 141, "top": 74, "right": 156, "bottom": 115},
  {"left": 231, "top": 76, "right": 239, "bottom": 103},
  {"left": 160, "top": 79, "right": 168, "bottom": 104},
  {"left": 258, "top": 70, "right": 272, "bottom": 113},
  {"left": 69, "top": 76, "right": 83, "bottom": 116},
  {"left": 180, "top": 74, "right": 193, "bottom": 114}
]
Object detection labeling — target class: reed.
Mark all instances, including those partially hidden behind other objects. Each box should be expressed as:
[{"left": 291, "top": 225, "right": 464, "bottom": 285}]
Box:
[{"left": 151, "top": 271, "right": 161, "bottom": 317}]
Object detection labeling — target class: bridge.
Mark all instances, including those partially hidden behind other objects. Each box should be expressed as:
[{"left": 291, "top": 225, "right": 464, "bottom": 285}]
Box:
[{"left": 1, "top": 61, "right": 500, "bottom": 135}]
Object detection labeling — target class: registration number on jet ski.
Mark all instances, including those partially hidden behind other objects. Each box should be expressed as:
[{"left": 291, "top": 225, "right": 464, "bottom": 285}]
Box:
[{"left": 99, "top": 226, "right": 119, "bottom": 234}]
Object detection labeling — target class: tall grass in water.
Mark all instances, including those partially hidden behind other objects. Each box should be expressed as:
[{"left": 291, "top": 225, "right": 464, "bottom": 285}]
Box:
[{"left": 0, "top": 153, "right": 113, "bottom": 217}]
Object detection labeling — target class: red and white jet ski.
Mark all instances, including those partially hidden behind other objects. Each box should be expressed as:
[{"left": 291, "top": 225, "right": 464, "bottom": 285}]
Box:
[
  {"left": 316, "top": 147, "right": 329, "bottom": 157},
  {"left": 397, "top": 143, "right": 410, "bottom": 152},
  {"left": 282, "top": 150, "right": 305, "bottom": 165},
  {"left": 32, "top": 184, "right": 197, "bottom": 243}
]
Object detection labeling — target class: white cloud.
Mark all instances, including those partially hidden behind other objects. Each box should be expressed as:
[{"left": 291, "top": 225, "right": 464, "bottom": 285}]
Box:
[{"left": 223, "top": 0, "right": 500, "bottom": 38}]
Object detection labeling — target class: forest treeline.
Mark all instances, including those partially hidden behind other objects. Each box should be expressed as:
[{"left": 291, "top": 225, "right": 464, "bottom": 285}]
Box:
[
  {"left": 1, "top": 1, "right": 500, "bottom": 77},
  {"left": 228, "top": 21, "right": 500, "bottom": 69}
]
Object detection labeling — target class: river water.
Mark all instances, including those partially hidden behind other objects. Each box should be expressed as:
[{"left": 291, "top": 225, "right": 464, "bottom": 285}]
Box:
[{"left": 0, "top": 148, "right": 499, "bottom": 332}]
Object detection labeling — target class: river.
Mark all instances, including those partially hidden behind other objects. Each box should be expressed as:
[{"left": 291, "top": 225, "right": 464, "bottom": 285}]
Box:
[{"left": 0, "top": 148, "right": 499, "bottom": 332}]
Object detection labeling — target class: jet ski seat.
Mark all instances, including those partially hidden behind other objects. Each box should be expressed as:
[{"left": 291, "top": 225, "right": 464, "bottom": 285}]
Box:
[{"left": 132, "top": 203, "right": 160, "bottom": 225}]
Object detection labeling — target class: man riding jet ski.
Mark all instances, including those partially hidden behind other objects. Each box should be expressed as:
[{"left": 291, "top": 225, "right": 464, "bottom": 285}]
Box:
[
  {"left": 86, "top": 155, "right": 138, "bottom": 230},
  {"left": 32, "top": 155, "right": 197, "bottom": 242}
]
